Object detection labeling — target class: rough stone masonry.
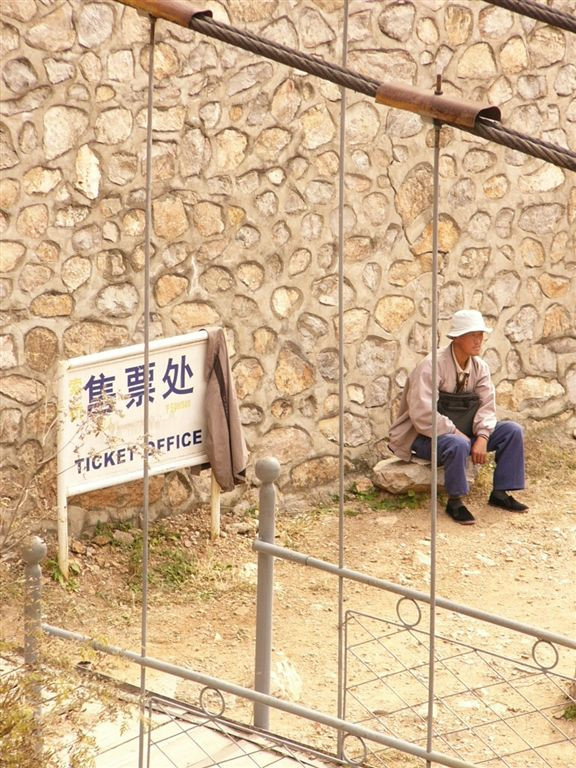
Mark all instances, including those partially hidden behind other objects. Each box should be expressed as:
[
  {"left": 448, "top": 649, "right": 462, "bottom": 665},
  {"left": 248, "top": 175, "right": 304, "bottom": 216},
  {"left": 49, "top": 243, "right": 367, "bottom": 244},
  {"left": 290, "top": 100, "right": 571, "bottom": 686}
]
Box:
[{"left": 0, "top": 1, "right": 574, "bottom": 526}]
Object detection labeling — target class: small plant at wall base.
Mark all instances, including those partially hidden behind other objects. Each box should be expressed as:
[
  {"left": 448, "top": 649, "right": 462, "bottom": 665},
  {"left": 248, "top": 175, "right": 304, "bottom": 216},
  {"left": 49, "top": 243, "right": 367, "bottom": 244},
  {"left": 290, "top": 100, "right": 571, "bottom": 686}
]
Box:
[
  {"left": 45, "top": 557, "right": 81, "bottom": 590},
  {"left": 84, "top": 520, "right": 197, "bottom": 589},
  {"left": 345, "top": 486, "right": 427, "bottom": 512}
]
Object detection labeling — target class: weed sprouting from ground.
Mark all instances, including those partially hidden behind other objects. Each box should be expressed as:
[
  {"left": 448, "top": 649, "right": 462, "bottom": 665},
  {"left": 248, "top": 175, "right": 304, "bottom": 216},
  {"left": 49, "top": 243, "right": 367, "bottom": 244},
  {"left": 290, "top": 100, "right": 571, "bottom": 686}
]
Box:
[
  {"left": 45, "top": 558, "right": 81, "bottom": 590},
  {"left": 121, "top": 524, "right": 196, "bottom": 588},
  {"left": 563, "top": 703, "right": 576, "bottom": 720},
  {"left": 345, "top": 485, "right": 427, "bottom": 512},
  {"left": 84, "top": 520, "right": 253, "bottom": 603}
]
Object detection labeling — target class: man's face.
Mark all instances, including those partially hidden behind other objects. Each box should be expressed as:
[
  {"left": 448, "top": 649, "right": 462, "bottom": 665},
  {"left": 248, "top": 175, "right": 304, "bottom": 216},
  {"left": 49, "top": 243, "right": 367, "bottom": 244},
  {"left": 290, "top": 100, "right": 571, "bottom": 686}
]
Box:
[{"left": 453, "top": 331, "right": 485, "bottom": 358}]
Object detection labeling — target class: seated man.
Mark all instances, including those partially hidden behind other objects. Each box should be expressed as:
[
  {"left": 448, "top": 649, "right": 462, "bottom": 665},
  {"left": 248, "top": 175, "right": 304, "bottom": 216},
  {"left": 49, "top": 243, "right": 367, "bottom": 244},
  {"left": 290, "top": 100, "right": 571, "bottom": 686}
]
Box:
[{"left": 388, "top": 309, "right": 528, "bottom": 525}]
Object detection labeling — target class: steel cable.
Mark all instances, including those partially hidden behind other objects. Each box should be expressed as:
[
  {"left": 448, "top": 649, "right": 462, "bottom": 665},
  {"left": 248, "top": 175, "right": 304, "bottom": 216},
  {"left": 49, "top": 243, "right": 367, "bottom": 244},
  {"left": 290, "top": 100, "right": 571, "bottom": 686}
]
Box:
[
  {"left": 187, "top": 14, "right": 576, "bottom": 173},
  {"left": 472, "top": 118, "right": 576, "bottom": 171},
  {"left": 486, "top": 0, "right": 576, "bottom": 34},
  {"left": 336, "top": 2, "right": 349, "bottom": 758},
  {"left": 426, "top": 75, "right": 443, "bottom": 768},
  {"left": 187, "top": 14, "right": 380, "bottom": 96},
  {"left": 139, "top": 14, "right": 156, "bottom": 768}
]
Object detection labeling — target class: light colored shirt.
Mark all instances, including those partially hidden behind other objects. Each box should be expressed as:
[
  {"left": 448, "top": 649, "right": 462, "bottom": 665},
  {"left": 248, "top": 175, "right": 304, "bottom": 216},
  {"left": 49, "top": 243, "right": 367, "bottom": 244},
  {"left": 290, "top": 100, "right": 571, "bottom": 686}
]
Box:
[
  {"left": 451, "top": 345, "right": 471, "bottom": 392},
  {"left": 388, "top": 344, "right": 497, "bottom": 460}
]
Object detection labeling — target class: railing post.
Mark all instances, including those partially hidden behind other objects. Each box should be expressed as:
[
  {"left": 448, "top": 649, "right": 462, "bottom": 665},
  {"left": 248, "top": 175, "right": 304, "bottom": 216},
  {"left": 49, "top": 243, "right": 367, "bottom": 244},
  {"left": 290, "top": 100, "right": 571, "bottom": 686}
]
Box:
[
  {"left": 253, "top": 456, "right": 280, "bottom": 730},
  {"left": 22, "top": 535, "right": 47, "bottom": 758}
]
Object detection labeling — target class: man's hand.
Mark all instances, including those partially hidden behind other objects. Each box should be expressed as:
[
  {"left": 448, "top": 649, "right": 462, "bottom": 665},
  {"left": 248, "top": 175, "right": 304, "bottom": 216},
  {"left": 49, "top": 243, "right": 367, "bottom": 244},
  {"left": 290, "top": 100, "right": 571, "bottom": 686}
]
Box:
[{"left": 471, "top": 434, "right": 488, "bottom": 465}]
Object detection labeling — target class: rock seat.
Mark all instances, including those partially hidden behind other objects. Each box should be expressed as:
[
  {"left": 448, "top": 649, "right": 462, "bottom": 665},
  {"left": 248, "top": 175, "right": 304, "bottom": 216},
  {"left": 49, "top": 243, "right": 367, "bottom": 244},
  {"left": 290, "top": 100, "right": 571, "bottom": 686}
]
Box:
[{"left": 373, "top": 455, "right": 476, "bottom": 495}]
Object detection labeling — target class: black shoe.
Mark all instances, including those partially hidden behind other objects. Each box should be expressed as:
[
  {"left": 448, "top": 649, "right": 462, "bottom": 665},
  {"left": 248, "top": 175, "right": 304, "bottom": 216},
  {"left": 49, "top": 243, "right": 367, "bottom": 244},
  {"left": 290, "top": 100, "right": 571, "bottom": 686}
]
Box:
[
  {"left": 445, "top": 501, "right": 476, "bottom": 525},
  {"left": 488, "top": 491, "right": 528, "bottom": 512}
]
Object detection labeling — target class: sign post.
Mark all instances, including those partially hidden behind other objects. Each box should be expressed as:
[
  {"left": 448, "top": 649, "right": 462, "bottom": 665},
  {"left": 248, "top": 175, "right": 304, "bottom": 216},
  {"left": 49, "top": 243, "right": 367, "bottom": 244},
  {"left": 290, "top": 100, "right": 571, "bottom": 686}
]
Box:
[{"left": 57, "top": 331, "right": 219, "bottom": 577}]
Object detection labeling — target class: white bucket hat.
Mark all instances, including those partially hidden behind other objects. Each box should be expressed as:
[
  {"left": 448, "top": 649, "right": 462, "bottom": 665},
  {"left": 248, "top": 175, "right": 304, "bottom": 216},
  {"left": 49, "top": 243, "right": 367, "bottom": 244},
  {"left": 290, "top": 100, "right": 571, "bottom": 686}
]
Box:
[{"left": 446, "top": 309, "right": 492, "bottom": 338}]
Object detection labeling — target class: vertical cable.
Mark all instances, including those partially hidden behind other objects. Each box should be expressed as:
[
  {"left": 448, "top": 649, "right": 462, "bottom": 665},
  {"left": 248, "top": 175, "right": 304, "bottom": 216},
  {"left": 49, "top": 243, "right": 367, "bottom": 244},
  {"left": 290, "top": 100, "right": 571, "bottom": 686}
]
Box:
[
  {"left": 138, "top": 14, "right": 156, "bottom": 768},
  {"left": 336, "top": 0, "right": 350, "bottom": 758},
  {"left": 426, "top": 72, "right": 443, "bottom": 766}
]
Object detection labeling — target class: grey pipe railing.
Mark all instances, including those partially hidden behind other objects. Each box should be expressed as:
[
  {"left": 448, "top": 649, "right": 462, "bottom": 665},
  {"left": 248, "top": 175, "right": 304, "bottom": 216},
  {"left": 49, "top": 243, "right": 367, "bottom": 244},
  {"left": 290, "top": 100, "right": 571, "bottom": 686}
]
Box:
[
  {"left": 251, "top": 540, "right": 576, "bottom": 651},
  {"left": 24, "top": 458, "right": 574, "bottom": 768},
  {"left": 253, "top": 456, "right": 280, "bottom": 729},
  {"left": 22, "top": 535, "right": 47, "bottom": 760},
  {"left": 40, "top": 623, "right": 479, "bottom": 768}
]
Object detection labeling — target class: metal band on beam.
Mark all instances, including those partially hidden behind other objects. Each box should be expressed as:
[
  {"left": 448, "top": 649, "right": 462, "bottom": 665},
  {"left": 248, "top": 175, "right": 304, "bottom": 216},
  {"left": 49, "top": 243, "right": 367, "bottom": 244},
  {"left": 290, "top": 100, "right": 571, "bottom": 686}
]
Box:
[
  {"left": 375, "top": 82, "right": 501, "bottom": 129},
  {"left": 119, "top": 0, "right": 212, "bottom": 26}
]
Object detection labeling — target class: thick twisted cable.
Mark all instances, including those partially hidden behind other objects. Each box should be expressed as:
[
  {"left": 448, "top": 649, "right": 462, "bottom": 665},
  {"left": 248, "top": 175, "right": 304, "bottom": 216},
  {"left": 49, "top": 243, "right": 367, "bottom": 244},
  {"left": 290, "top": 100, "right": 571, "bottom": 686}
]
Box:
[
  {"left": 187, "top": 15, "right": 576, "bottom": 172},
  {"left": 188, "top": 14, "right": 380, "bottom": 97},
  {"left": 486, "top": 0, "right": 576, "bottom": 34},
  {"left": 470, "top": 119, "right": 576, "bottom": 172}
]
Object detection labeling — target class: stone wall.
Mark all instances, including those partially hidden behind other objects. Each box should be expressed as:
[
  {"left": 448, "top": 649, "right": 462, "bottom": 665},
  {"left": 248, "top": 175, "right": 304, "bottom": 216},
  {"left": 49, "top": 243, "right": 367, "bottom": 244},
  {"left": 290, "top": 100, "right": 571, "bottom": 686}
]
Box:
[{"left": 1, "top": 1, "right": 575, "bottom": 525}]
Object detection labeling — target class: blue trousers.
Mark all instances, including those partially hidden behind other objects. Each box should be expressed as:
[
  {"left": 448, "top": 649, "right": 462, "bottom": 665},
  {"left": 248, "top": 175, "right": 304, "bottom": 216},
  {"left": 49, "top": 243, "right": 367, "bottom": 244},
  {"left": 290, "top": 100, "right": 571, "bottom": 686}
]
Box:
[{"left": 411, "top": 421, "right": 525, "bottom": 497}]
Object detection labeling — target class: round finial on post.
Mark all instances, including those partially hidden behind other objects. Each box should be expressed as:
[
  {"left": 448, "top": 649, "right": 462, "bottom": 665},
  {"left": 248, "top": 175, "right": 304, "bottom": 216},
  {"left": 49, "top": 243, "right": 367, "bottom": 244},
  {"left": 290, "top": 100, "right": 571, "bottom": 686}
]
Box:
[
  {"left": 255, "top": 457, "right": 281, "bottom": 485},
  {"left": 22, "top": 536, "right": 47, "bottom": 566}
]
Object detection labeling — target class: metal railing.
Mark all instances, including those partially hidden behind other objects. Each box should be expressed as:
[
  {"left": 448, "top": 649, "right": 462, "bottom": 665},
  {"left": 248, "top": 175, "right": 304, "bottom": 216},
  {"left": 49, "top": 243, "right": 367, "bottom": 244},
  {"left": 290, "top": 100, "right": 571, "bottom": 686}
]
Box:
[
  {"left": 343, "top": 609, "right": 576, "bottom": 766},
  {"left": 21, "top": 457, "right": 575, "bottom": 767},
  {"left": 251, "top": 461, "right": 576, "bottom": 768}
]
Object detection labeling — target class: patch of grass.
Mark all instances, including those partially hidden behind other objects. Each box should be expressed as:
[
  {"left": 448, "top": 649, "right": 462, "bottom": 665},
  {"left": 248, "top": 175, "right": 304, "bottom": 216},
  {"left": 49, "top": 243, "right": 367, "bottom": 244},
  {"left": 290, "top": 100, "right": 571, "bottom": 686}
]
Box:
[
  {"left": 94, "top": 519, "right": 132, "bottom": 534},
  {"left": 562, "top": 703, "right": 576, "bottom": 720},
  {"left": 275, "top": 488, "right": 428, "bottom": 548},
  {"left": 278, "top": 507, "right": 330, "bottom": 548},
  {"left": 127, "top": 524, "right": 195, "bottom": 588},
  {"left": 467, "top": 457, "right": 497, "bottom": 501},
  {"left": 151, "top": 547, "right": 195, "bottom": 586},
  {"left": 345, "top": 487, "right": 381, "bottom": 504},
  {"left": 45, "top": 558, "right": 81, "bottom": 590},
  {"left": 182, "top": 549, "right": 253, "bottom": 603},
  {"left": 346, "top": 486, "right": 427, "bottom": 512},
  {"left": 86, "top": 519, "right": 243, "bottom": 601}
]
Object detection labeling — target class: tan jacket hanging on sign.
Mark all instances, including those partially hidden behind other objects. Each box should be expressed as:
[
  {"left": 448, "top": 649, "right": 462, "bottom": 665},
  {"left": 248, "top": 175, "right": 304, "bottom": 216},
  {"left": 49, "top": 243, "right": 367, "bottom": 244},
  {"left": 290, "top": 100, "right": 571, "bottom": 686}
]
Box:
[{"left": 203, "top": 327, "right": 248, "bottom": 492}]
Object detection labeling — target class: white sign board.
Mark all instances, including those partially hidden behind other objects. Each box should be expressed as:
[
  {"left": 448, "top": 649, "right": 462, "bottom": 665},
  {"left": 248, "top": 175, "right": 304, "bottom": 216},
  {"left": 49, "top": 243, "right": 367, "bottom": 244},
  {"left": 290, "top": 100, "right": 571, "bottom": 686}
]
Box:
[{"left": 58, "top": 331, "right": 209, "bottom": 497}]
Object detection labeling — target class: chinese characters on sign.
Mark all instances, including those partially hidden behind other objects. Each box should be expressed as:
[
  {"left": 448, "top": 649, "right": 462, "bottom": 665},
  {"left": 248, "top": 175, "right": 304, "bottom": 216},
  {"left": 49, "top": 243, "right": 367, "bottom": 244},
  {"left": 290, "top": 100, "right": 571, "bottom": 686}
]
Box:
[
  {"left": 58, "top": 332, "right": 209, "bottom": 497},
  {"left": 83, "top": 353, "right": 196, "bottom": 412}
]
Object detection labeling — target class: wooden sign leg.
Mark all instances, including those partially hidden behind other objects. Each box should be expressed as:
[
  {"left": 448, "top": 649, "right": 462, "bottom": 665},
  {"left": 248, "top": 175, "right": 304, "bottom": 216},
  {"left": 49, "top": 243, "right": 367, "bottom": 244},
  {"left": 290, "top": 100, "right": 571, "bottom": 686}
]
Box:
[{"left": 210, "top": 472, "right": 221, "bottom": 539}]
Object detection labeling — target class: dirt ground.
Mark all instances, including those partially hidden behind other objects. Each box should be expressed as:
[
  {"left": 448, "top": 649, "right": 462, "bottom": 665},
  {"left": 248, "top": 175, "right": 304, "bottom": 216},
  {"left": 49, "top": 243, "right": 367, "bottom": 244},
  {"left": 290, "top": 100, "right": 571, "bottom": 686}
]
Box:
[{"left": 2, "top": 417, "right": 576, "bottom": 765}]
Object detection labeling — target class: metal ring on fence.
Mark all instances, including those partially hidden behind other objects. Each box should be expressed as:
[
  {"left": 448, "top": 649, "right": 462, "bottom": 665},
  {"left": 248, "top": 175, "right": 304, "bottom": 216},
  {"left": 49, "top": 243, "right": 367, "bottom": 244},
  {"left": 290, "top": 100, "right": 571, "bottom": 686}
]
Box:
[
  {"left": 199, "top": 686, "right": 226, "bottom": 718},
  {"left": 531, "top": 639, "right": 559, "bottom": 671},
  {"left": 341, "top": 733, "right": 368, "bottom": 766},
  {"left": 396, "top": 597, "right": 422, "bottom": 628}
]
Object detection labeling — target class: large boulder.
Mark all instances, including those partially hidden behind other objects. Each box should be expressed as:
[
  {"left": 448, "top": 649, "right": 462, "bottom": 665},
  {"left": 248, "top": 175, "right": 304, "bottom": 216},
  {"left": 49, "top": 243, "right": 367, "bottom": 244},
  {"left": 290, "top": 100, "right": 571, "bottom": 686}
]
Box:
[{"left": 373, "top": 456, "right": 475, "bottom": 494}]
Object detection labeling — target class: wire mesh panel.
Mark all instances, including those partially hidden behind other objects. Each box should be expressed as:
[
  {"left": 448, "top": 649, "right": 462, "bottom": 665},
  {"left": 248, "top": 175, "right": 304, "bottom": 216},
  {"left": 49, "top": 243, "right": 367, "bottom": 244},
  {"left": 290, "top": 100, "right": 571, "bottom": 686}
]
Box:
[
  {"left": 145, "top": 695, "right": 342, "bottom": 768},
  {"left": 343, "top": 608, "right": 576, "bottom": 767}
]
